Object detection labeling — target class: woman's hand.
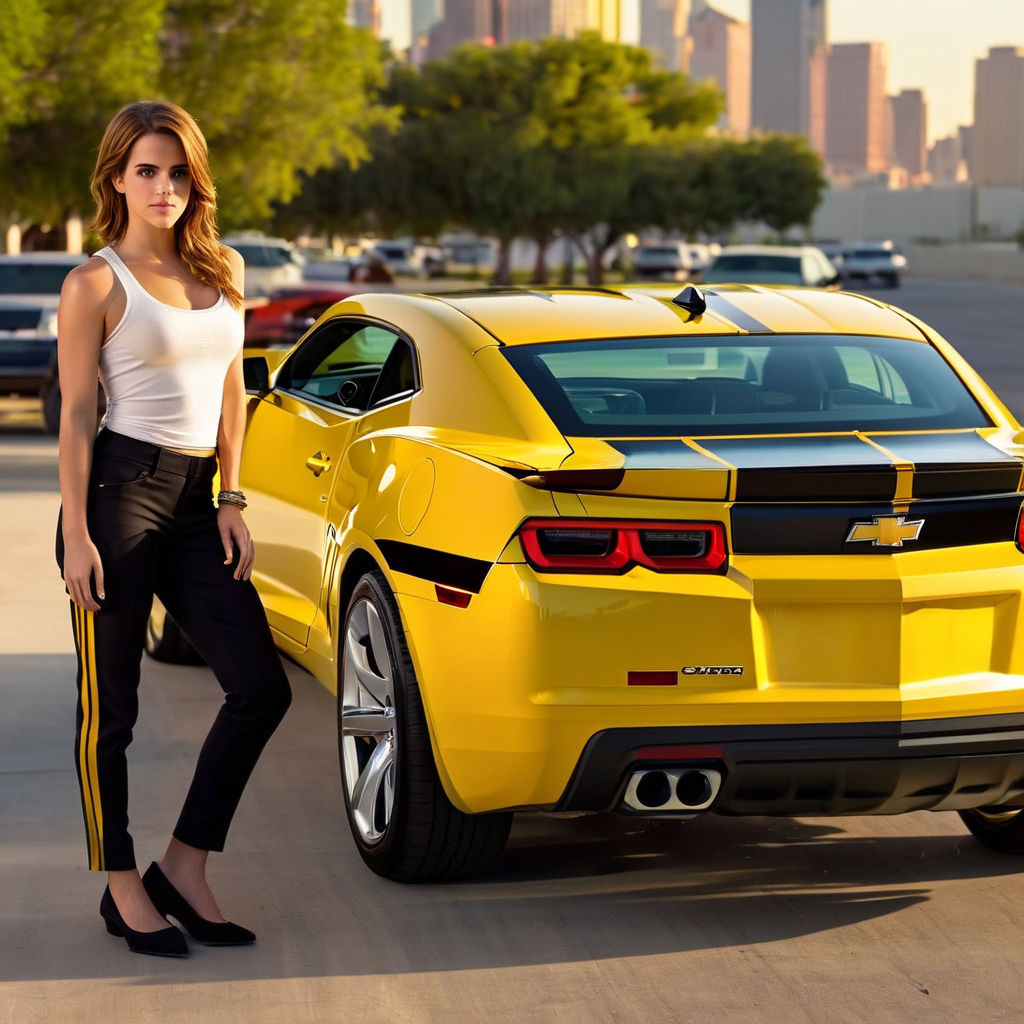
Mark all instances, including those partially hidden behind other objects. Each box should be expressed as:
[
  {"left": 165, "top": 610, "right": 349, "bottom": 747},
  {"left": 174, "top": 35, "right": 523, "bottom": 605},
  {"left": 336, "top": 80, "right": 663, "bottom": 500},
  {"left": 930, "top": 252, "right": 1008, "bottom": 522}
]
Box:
[
  {"left": 63, "top": 534, "right": 106, "bottom": 611},
  {"left": 217, "top": 504, "right": 255, "bottom": 581}
]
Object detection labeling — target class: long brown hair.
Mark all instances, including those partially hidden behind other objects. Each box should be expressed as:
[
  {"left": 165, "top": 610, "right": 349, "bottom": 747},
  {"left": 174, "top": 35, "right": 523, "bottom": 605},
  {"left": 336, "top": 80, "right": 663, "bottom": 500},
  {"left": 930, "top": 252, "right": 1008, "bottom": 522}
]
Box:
[{"left": 90, "top": 100, "right": 243, "bottom": 309}]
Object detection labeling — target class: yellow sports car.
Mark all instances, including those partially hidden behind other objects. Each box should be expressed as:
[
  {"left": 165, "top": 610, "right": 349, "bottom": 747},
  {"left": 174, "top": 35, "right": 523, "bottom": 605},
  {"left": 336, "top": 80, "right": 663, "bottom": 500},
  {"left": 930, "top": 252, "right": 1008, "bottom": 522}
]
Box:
[{"left": 151, "top": 284, "right": 1024, "bottom": 881}]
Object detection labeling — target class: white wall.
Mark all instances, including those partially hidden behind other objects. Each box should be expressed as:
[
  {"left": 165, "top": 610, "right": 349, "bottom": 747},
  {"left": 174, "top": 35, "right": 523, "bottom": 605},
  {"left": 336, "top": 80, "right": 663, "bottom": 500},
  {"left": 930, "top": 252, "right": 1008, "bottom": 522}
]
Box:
[{"left": 810, "top": 184, "right": 1024, "bottom": 245}]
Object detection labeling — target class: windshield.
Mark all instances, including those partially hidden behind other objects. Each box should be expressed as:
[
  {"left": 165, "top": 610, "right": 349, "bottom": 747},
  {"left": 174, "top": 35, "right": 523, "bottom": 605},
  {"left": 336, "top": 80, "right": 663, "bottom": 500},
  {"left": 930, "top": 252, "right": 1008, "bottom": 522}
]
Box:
[
  {"left": 501, "top": 335, "right": 990, "bottom": 437},
  {"left": 704, "top": 255, "right": 802, "bottom": 284}
]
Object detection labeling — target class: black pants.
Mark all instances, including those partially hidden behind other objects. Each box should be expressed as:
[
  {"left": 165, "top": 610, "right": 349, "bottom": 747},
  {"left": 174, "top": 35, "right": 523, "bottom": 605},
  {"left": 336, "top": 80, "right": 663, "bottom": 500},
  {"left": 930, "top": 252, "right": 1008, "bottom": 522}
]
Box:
[{"left": 56, "top": 429, "right": 291, "bottom": 872}]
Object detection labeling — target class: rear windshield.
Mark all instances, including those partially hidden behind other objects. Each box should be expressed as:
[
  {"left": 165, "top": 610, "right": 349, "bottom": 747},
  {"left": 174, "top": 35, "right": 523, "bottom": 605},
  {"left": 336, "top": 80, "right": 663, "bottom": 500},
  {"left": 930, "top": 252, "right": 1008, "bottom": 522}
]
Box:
[
  {"left": 0, "top": 263, "right": 78, "bottom": 294},
  {"left": 501, "top": 335, "right": 990, "bottom": 437}
]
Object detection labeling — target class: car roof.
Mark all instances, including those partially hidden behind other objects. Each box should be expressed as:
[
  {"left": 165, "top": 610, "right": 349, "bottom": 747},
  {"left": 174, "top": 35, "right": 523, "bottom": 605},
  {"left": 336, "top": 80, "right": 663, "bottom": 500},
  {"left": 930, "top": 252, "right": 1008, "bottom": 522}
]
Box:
[{"left": 350, "top": 286, "right": 927, "bottom": 346}]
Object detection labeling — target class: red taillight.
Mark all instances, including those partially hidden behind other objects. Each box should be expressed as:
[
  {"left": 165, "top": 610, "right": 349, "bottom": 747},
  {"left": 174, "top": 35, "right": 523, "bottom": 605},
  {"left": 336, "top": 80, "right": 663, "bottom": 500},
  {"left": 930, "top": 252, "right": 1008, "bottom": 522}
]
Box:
[
  {"left": 1017, "top": 505, "right": 1024, "bottom": 552},
  {"left": 518, "top": 519, "right": 727, "bottom": 574}
]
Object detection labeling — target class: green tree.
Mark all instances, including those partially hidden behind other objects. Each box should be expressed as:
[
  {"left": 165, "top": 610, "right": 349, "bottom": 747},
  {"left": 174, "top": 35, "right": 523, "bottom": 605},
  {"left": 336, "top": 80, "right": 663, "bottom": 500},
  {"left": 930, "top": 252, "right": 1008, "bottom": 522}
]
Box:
[
  {"left": 1, "top": 0, "right": 391, "bottom": 236},
  {"left": 285, "top": 34, "right": 722, "bottom": 285},
  {"left": 529, "top": 33, "right": 720, "bottom": 283},
  {"left": 1, "top": 0, "right": 161, "bottom": 228},
  {"left": 728, "top": 135, "right": 827, "bottom": 235},
  {"left": 160, "top": 0, "right": 393, "bottom": 228},
  {"left": 0, "top": 0, "right": 46, "bottom": 142}
]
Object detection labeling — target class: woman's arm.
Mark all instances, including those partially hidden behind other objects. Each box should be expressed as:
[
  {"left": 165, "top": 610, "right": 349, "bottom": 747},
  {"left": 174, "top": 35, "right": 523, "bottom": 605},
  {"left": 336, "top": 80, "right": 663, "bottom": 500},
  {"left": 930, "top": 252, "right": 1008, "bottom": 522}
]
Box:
[
  {"left": 56, "top": 260, "right": 111, "bottom": 610},
  {"left": 215, "top": 248, "right": 254, "bottom": 581}
]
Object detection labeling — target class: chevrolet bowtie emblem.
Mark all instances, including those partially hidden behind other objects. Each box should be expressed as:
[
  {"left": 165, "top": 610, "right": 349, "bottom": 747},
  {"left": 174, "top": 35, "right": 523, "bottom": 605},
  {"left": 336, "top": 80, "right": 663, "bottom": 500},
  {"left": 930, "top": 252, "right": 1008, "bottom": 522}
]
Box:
[{"left": 846, "top": 515, "right": 924, "bottom": 548}]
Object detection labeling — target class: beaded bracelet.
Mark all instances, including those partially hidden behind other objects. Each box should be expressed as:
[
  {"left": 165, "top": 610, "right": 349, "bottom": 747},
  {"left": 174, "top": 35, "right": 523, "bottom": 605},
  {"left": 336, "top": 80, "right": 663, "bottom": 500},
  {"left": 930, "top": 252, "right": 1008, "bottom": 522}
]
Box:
[{"left": 217, "top": 489, "right": 248, "bottom": 510}]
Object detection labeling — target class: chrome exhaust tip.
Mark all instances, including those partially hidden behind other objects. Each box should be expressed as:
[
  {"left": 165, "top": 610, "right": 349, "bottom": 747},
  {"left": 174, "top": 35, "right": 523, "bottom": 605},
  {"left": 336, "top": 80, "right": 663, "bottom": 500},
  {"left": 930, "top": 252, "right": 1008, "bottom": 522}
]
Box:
[{"left": 622, "top": 767, "right": 722, "bottom": 814}]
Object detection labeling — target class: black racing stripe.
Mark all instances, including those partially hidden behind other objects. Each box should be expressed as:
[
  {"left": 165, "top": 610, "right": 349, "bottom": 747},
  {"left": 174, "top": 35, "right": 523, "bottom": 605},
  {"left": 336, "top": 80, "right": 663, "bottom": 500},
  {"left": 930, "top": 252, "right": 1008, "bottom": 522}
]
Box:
[
  {"left": 377, "top": 539, "right": 492, "bottom": 594},
  {"left": 701, "top": 435, "right": 897, "bottom": 501},
  {"left": 608, "top": 440, "right": 725, "bottom": 470},
  {"left": 876, "top": 433, "right": 1023, "bottom": 499},
  {"left": 703, "top": 291, "right": 773, "bottom": 333},
  {"left": 731, "top": 493, "right": 1022, "bottom": 554}
]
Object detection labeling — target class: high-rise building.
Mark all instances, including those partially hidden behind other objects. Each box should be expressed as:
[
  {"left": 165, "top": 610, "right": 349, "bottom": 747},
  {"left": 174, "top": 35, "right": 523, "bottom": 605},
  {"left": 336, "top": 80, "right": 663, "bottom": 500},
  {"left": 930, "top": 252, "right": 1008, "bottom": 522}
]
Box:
[
  {"left": 587, "top": 0, "right": 640, "bottom": 44},
  {"left": 750, "top": 0, "right": 827, "bottom": 152},
  {"left": 639, "top": 0, "right": 689, "bottom": 72},
  {"left": 958, "top": 124, "right": 974, "bottom": 181},
  {"left": 929, "top": 135, "right": 968, "bottom": 183},
  {"left": 973, "top": 46, "right": 1024, "bottom": 187},
  {"left": 826, "top": 42, "right": 890, "bottom": 178},
  {"left": 890, "top": 88, "right": 927, "bottom": 179},
  {"left": 348, "top": 0, "right": 380, "bottom": 33},
  {"left": 506, "top": 0, "right": 590, "bottom": 42},
  {"left": 411, "top": 0, "right": 444, "bottom": 64},
  {"left": 689, "top": 4, "right": 750, "bottom": 136},
  {"left": 427, "top": 0, "right": 502, "bottom": 60}
]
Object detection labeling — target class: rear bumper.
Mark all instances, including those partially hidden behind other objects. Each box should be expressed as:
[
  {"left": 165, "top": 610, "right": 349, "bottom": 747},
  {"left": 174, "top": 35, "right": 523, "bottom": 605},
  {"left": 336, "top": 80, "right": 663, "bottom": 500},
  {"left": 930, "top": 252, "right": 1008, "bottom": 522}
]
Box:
[{"left": 557, "top": 714, "right": 1024, "bottom": 816}]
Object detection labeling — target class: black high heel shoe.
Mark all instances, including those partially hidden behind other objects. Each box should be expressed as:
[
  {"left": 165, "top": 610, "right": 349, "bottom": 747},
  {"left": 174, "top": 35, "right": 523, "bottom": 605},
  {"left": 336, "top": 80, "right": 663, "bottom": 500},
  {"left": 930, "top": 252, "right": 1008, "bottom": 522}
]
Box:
[
  {"left": 142, "top": 862, "right": 256, "bottom": 946},
  {"left": 99, "top": 887, "right": 188, "bottom": 957}
]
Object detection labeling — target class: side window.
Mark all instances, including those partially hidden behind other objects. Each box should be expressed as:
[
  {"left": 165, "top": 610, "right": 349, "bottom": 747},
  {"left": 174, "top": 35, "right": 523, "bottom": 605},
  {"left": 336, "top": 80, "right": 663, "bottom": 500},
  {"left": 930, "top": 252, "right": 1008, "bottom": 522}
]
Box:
[
  {"left": 368, "top": 341, "right": 417, "bottom": 407},
  {"left": 836, "top": 346, "right": 912, "bottom": 403},
  {"left": 837, "top": 346, "right": 882, "bottom": 391},
  {"left": 280, "top": 320, "right": 401, "bottom": 412}
]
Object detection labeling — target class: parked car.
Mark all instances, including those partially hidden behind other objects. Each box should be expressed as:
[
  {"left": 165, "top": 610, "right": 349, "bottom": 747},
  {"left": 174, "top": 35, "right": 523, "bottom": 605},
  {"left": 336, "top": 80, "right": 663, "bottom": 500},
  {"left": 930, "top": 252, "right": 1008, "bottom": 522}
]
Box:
[
  {"left": 148, "top": 284, "right": 1024, "bottom": 881},
  {"left": 302, "top": 258, "right": 358, "bottom": 284},
  {"left": 702, "top": 244, "right": 840, "bottom": 288},
  {"left": 683, "top": 243, "right": 715, "bottom": 277},
  {"left": 837, "top": 242, "right": 907, "bottom": 288},
  {"left": 220, "top": 233, "right": 304, "bottom": 297},
  {"left": 372, "top": 240, "right": 446, "bottom": 279},
  {"left": 632, "top": 242, "right": 692, "bottom": 281},
  {"left": 245, "top": 285, "right": 356, "bottom": 350},
  {"left": 0, "top": 252, "right": 87, "bottom": 432}
]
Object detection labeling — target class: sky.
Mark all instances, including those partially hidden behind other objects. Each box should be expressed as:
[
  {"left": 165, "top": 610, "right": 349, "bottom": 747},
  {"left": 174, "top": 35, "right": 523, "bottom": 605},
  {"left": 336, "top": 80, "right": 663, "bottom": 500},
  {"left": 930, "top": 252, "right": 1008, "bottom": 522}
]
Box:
[{"left": 709, "top": 0, "right": 1024, "bottom": 143}]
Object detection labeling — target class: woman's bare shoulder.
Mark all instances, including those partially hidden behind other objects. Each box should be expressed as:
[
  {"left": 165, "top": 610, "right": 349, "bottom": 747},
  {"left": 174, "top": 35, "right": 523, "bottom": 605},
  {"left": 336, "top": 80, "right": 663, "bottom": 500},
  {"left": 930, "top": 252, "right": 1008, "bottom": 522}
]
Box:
[
  {"left": 62, "top": 254, "right": 117, "bottom": 305},
  {"left": 219, "top": 243, "right": 245, "bottom": 295},
  {"left": 219, "top": 244, "right": 244, "bottom": 274}
]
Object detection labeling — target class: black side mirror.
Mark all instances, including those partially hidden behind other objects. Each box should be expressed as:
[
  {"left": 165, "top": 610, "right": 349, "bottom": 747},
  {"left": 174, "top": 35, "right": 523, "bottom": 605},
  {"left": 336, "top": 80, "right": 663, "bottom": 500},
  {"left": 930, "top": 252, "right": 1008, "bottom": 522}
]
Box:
[{"left": 243, "top": 356, "right": 270, "bottom": 395}]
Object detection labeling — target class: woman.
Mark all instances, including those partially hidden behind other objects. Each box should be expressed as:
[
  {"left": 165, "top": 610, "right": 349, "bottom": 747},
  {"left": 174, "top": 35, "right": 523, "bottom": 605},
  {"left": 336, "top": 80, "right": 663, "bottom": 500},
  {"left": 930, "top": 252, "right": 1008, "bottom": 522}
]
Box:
[{"left": 56, "top": 100, "right": 291, "bottom": 958}]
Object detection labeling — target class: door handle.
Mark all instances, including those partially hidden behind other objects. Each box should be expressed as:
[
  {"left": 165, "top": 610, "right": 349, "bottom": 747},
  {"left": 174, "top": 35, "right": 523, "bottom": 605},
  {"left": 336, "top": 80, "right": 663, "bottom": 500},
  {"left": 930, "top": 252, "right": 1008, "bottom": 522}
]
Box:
[{"left": 306, "top": 451, "right": 332, "bottom": 476}]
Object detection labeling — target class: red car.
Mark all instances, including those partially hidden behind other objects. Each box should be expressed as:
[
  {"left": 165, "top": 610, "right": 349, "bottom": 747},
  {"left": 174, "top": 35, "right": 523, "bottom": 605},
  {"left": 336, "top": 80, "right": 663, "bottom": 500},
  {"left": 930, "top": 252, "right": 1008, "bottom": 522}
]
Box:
[{"left": 244, "top": 286, "right": 356, "bottom": 348}]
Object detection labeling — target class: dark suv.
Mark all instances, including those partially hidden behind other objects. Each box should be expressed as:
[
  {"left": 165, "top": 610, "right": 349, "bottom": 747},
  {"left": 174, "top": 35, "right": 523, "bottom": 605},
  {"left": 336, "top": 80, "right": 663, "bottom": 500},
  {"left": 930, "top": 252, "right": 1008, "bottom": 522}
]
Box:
[{"left": 0, "top": 253, "right": 86, "bottom": 432}]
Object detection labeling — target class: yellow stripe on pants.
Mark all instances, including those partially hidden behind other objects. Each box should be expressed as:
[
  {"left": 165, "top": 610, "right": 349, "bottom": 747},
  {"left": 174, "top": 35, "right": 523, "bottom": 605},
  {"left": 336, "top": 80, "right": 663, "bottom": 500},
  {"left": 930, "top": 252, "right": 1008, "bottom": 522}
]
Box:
[{"left": 76, "top": 606, "right": 104, "bottom": 871}]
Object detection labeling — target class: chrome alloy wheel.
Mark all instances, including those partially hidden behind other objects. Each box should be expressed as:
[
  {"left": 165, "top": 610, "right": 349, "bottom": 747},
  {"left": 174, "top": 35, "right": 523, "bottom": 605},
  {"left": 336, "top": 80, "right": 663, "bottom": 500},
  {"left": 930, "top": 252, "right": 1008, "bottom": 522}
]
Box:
[{"left": 341, "top": 597, "right": 398, "bottom": 845}]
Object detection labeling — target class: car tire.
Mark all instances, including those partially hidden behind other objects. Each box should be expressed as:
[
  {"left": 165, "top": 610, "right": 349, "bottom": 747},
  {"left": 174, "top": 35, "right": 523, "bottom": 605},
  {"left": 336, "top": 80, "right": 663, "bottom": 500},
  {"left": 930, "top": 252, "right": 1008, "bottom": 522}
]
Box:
[
  {"left": 885, "top": 272, "right": 900, "bottom": 288},
  {"left": 145, "top": 598, "right": 204, "bottom": 664},
  {"left": 42, "top": 381, "right": 61, "bottom": 435},
  {"left": 959, "top": 806, "right": 1024, "bottom": 853},
  {"left": 338, "top": 570, "right": 512, "bottom": 882}
]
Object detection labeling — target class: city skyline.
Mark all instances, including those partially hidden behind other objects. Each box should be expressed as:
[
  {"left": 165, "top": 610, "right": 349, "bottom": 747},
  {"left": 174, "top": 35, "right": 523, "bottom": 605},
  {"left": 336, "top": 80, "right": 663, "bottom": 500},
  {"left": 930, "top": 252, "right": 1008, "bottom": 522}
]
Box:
[
  {"left": 378, "top": 1, "right": 1024, "bottom": 145},
  {"left": 711, "top": 0, "right": 1024, "bottom": 143}
]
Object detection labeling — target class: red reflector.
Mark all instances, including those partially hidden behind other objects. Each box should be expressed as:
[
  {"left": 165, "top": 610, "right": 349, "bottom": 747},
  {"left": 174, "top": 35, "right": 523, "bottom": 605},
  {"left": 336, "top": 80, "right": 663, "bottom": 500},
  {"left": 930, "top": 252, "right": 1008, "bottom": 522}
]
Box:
[
  {"left": 628, "top": 671, "right": 678, "bottom": 686},
  {"left": 435, "top": 584, "right": 472, "bottom": 608},
  {"left": 636, "top": 745, "right": 726, "bottom": 761}
]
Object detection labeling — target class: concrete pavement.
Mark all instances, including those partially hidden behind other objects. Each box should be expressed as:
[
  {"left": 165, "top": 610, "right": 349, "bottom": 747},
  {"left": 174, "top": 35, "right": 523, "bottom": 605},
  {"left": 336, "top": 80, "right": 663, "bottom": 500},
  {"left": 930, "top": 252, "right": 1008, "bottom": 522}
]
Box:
[{"left": 4, "top": 365, "right": 1024, "bottom": 1022}]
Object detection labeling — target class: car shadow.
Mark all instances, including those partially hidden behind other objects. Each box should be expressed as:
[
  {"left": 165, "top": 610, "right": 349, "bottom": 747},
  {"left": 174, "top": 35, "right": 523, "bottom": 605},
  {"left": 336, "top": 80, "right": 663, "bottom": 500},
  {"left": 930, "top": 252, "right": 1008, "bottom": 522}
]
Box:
[{"left": 4, "top": 650, "right": 1023, "bottom": 986}]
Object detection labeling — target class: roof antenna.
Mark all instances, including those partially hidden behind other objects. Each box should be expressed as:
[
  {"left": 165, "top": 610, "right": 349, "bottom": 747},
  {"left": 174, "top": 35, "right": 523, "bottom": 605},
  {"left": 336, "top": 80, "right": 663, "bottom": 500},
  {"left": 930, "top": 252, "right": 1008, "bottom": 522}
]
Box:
[{"left": 672, "top": 285, "right": 707, "bottom": 321}]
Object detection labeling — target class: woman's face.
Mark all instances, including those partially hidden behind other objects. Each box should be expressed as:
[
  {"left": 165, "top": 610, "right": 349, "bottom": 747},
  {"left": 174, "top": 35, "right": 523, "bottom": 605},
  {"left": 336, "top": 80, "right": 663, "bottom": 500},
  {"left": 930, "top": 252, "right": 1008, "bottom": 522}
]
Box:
[{"left": 113, "top": 131, "right": 192, "bottom": 231}]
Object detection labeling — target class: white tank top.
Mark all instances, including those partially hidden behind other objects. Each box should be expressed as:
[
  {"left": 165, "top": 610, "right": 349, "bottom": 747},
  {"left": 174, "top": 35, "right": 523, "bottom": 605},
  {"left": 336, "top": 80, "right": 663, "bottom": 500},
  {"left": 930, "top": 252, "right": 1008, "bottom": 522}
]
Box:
[{"left": 94, "top": 246, "right": 243, "bottom": 449}]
